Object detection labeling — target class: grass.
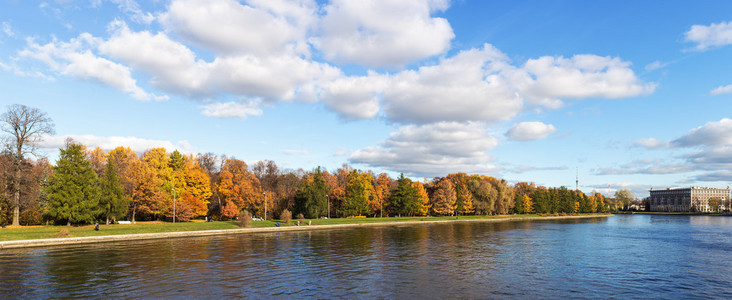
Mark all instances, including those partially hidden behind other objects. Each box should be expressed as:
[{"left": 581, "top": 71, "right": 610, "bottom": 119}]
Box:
[{"left": 0, "top": 214, "right": 610, "bottom": 241}]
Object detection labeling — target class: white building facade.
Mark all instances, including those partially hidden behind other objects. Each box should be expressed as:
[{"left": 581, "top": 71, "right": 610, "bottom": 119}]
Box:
[{"left": 649, "top": 187, "right": 731, "bottom": 212}]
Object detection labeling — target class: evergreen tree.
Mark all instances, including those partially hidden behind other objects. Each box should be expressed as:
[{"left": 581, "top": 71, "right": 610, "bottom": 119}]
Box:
[
  {"left": 45, "top": 141, "right": 100, "bottom": 225},
  {"left": 294, "top": 167, "right": 330, "bottom": 218},
  {"left": 99, "top": 157, "right": 130, "bottom": 224},
  {"left": 389, "top": 174, "right": 420, "bottom": 216}
]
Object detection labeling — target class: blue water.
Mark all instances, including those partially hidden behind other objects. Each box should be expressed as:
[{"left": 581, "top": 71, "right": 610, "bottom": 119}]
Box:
[{"left": 1, "top": 215, "right": 731, "bottom": 299}]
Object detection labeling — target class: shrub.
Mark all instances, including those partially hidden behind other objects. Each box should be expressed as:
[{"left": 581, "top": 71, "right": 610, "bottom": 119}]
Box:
[
  {"left": 280, "top": 209, "right": 292, "bottom": 223},
  {"left": 238, "top": 210, "right": 251, "bottom": 228},
  {"left": 297, "top": 213, "right": 305, "bottom": 222}
]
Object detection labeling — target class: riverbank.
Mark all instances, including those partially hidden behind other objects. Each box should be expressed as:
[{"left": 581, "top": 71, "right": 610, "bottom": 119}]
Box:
[{"left": 0, "top": 214, "right": 612, "bottom": 249}]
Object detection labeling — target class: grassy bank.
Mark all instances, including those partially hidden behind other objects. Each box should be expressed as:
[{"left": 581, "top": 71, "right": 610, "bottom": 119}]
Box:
[{"left": 0, "top": 214, "right": 610, "bottom": 242}]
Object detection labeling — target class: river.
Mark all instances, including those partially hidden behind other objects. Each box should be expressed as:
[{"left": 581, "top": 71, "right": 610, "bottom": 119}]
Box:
[{"left": 1, "top": 214, "right": 731, "bottom": 298}]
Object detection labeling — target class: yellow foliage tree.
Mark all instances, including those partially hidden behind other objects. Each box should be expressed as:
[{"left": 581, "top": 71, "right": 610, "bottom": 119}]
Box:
[
  {"left": 431, "top": 178, "right": 456, "bottom": 216},
  {"left": 413, "top": 181, "right": 430, "bottom": 216},
  {"left": 523, "top": 194, "right": 534, "bottom": 213}
]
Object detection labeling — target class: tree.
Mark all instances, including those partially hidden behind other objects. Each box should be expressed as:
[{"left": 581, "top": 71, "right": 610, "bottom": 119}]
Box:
[
  {"left": 295, "top": 167, "right": 329, "bottom": 218},
  {"left": 128, "top": 159, "right": 164, "bottom": 222},
  {"left": 45, "top": 141, "right": 100, "bottom": 225},
  {"left": 413, "top": 181, "right": 430, "bottom": 216},
  {"left": 374, "top": 173, "right": 393, "bottom": 217},
  {"left": 614, "top": 189, "right": 634, "bottom": 211},
  {"left": 1, "top": 104, "right": 55, "bottom": 226},
  {"left": 340, "top": 170, "right": 372, "bottom": 217},
  {"left": 523, "top": 194, "right": 534, "bottom": 214},
  {"left": 99, "top": 157, "right": 130, "bottom": 224},
  {"left": 431, "top": 178, "right": 456, "bottom": 216},
  {"left": 389, "top": 174, "right": 420, "bottom": 216},
  {"left": 468, "top": 176, "right": 497, "bottom": 215}
]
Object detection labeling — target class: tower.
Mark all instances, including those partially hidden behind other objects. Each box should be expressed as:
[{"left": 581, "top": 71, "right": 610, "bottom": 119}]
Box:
[{"left": 576, "top": 167, "right": 579, "bottom": 191}]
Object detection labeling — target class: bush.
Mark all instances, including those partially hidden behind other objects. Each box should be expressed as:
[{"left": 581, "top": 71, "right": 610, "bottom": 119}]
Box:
[
  {"left": 297, "top": 213, "right": 305, "bottom": 222},
  {"left": 238, "top": 210, "right": 251, "bottom": 228},
  {"left": 280, "top": 209, "right": 292, "bottom": 223}
]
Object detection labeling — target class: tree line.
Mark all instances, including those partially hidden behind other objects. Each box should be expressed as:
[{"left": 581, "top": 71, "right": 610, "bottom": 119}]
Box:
[
  {"left": 0, "top": 104, "right": 611, "bottom": 226},
  {"left": 1, "top": 142, "right": 610, "bottom": 225}
]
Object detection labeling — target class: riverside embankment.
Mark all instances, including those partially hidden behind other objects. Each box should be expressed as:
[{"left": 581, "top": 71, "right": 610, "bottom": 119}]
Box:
[{"left": 0, "top": 214, "right": 612, "bottom": 249}]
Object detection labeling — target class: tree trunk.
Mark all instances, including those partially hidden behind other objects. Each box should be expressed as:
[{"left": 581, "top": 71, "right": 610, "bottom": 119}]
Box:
[
  {"left": 67, "top": 220, "right": 71, "bottom": 226},
  {"left": 106, "top": 216, "right": 110, "bottom": 225},
  {"left": 132, "top": 207, "right": 136, "bottom": 223},
  {"left": 12, "top": 166, "right": 20, "bottom": 226}
]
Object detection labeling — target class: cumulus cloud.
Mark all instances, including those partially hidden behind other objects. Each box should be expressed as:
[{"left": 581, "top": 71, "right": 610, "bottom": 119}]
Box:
[
  {"left": 160, "top": 0, "right": 316, "bottom": 56},
  {"left": 710, "top": 84, "right": 732, "bottom": 96},
  {"left": 320, "top": 73, "right": 388, "bottom": 120},
  {"left": 100, "top": 20, "right": 341, "bottom": 101},
  {"left": 42, "top": 135, "right": 196, "bottom": 154},
  {"left": 505, "top": 121, "right": 556, "bottom": 141},
  {"left": 634, "top": 137, "right": 670, "bottom": 149},
  {"left": 19, "top": 34, "right": 167, "bottom": 101},
  {"left": 519, "top": 55, "right": 656, "bottom": 108},
  {"left": 382, "top": 44, "right": 523, "bottom": 124},
  {"left": 200, "top": 100, "right": 263, "bottom": 119},
  {"left": 685, "top": 21, "right": 732, "bottom": 51},
  {"left": 312, "top": 0, "right": 453, "bottom": 68},
  {"left": 350, "top": 122, "right": 500, "bottom": 177},
  {"left": 672, "top": 118, "right": 732, "bottom": 147}
]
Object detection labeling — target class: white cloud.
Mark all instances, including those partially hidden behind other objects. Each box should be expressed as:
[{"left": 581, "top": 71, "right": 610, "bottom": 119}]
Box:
[
  {"left": 672, "top": 118, "right": 732, "bottom": 147},
  {"left": 505, "top": 121, "right": 556, "bottom": 141},
  {"left": 644, "top": 60, "right": 670, "bottom": 71},
  {"left": 634, "top": 137, "right": 669, "bottom": 149},
  {"left": 109, "top": 0, "right": 155, "bottom": 24},
  {"left": 100, "top": 20, "right": 341, "bottom": 101},
  {"left": 160, "top": 0, "right": 316, "bottom": 56},
  {"left": 519, "top": 55, "right": 656, "bottom": 108},
  {"left": 19, "top": 34, "right": 167, "bottom": 101},
  {"left": 200, "top": 100, "right": 263, "bottom": 119},
  {"left": 42, "top": 135, "right": 196, "bottom": 154},
  {"left": 710, "top": 84, "right": 732, "bottom": 96},
  {"left": 1, "top": 22, "right": 14, "bottom": 38},
  {"left": 382, "top": 44, "right": 523, "bottom": 124},
  {"left": 350, "top": 122, "right": 499, "bottom": 177},
  {"left": 281, "top": 149, "right": 309, "bottom": 155},
  {"left": 312, "top": 0, "right": 454, "bottom": 68},
  {"left": 321, "top": 73, "right": 387, "bottom": 120},
  {"left": 685, "top": 21, "right": 732, "bottom": 51}
]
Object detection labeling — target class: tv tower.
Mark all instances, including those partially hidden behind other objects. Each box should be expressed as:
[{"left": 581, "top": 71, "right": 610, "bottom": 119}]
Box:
[{"left": 576, "top": 167, "right": 579, "bottom": 191}]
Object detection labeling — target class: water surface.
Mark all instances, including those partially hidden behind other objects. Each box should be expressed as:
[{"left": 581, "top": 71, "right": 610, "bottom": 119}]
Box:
[{"left": 2, "top": 215, "right": 731, "bottom": 298}]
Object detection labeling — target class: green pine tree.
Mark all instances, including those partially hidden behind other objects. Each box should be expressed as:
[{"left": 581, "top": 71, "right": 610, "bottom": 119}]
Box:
[
  {"left": 45, "top": 141, "right": 101, "bottom": 225},
  {"left": 99, "top": 157, "right": 130, "bottom": 224},
  {"left": 390, "top": 174, "right": 419, "bottom": 217}
]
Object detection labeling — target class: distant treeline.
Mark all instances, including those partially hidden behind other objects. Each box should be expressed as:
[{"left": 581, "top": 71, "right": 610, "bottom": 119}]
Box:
[{"left": 0, "top": 141, "right": 610, "bottom": 225}]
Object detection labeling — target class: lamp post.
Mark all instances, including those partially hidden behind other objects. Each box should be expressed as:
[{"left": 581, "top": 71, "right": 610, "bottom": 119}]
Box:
[
  {"left": 263, "top": 192, "right": 267, "bottom": 221},
  {"left": 172, "top": 188, "right": 176, "bottom": 223},
  {"left": 326, "top": 194, "right": 330, "bottom": 219}
]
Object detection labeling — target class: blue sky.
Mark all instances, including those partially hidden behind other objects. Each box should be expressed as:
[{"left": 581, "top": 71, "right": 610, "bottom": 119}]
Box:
[{"left": 2, "top": 0, "right": 732, "bottom": 198}]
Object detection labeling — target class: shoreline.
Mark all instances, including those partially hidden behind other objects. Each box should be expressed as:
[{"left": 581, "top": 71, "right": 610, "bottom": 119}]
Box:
[{"left": 0, "top": 214, "right": 612, "bottom": 249}]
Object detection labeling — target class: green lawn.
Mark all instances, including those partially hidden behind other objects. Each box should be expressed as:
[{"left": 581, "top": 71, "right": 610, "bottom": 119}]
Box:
[{"left": 0, "top": 214, "right": 609, "bottom": 241}]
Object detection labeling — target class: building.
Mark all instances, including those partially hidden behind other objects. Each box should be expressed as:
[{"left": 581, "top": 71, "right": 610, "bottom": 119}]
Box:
[{"left": 649, "top": 186, "right": 731, "bottom": 212}]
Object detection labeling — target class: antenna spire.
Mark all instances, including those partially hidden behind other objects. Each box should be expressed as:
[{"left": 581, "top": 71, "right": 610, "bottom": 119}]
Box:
[{"left": 576, "top": 167, "right": 579, "bottom": 191}]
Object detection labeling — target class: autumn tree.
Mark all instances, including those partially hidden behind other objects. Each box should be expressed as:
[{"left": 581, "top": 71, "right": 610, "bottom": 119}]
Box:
[
  {"left": 88, "top": 146, "right": 107, "bottom": 177},
  {"left": 614, "top": 189, "right": 634, "bottom": 211},
  {"left": 99, "top": 156, "right": 130, "bottom": 224},
  {"left": 413, "top": 181, "right": 430, "bottom": 216},
  {"left": 523, "top": 194, "right": 534, "bottom": 214},
  {"left": 1, "top": 104, "right": 55, "bottom": 226},
  {"left": 431, "top": 178, "right": 456, "bottom": 216},
  {"left": 217, "top": 158, "right": 263, "bottom": 218},
  {"left": 374, "top": 173, "right": 393, "bottom": 218},
  {"left": 467, "top": 175, "right": 497, "bottom": 215},
  {"left": 128, "top": 159, "right": 164, "bottom": 222},
  {"left": 448, "top": 173, "right": 474, "bottom": 215},
  {"left": 45, "top": 141, "right": 100, "bottom": 225},
  {"left": 175, "top": 156, "right": 212, "bottom": 218}
]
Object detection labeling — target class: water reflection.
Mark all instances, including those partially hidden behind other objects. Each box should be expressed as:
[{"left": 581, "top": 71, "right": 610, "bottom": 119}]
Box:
[{"left": 2, "top": 216, "right": 732, "bottom": 298}]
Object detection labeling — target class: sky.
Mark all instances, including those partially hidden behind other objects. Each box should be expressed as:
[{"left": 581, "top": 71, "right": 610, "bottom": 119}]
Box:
[{"left": 1, "top": 0, "right": 732, "bottom": 198}]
